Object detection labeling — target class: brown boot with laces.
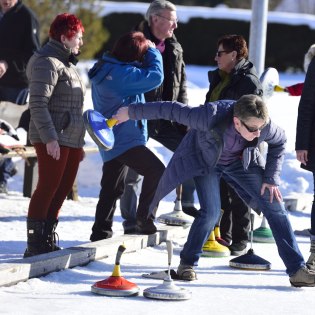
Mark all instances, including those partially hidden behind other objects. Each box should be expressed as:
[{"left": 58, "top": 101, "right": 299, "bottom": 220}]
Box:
[
  {"left": 177, "top": 263, "right": 197, "bottom": 281},
  {"left": 289, "top": 266, "right": 315, "bottom": 287}
]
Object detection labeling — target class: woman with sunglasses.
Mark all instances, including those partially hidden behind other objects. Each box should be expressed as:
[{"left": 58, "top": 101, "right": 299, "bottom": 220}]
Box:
[
  {"left": 205, "top": 34, "right": 263, "bottom": 257},
  {"left": 113, "top": 94, "right": 315, "bottom": 287}
]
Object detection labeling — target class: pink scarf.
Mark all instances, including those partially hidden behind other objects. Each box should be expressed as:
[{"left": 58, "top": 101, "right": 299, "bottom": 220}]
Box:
[{"left": 156, "top": 41, "right": 165, "bottom": 53}]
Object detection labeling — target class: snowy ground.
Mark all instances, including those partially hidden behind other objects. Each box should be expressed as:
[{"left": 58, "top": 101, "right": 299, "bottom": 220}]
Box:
[
  {"left": 0, "top": 199, "right": 314, "bottom": 314},
  {"left": 0, "top": 193, "right": 314, "bottom": 315},
  {"left": 1, "top": 66, "right": 315, "bottom": 313}
]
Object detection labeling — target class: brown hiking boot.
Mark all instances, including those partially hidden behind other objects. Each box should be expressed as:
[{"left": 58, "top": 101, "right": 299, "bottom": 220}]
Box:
[
  {"left": 177, "top": 263, "right": 197, "bottom": 281},
  {"left": 289, "top": 266, "right": 315, "bottom": 287}
]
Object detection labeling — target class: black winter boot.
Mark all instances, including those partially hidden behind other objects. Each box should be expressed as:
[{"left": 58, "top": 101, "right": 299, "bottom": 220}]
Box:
[
  {"left": 45, "top": 219, "right": 61, "bottom": 251},
  {"left": 136, "top": 216, "right": 157, "bottom": 235},
  {"left": 24, "top": 219, "right": 52, "bottom": 258}
]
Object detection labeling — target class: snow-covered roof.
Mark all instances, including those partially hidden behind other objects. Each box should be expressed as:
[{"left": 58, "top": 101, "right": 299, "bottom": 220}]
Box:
[{"left": 94, "top": 1, "right": 315, "bottom": 29}]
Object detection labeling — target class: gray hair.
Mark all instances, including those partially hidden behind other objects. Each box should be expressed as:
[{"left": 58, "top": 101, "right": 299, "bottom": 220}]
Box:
[
  {"left": 233, "top": 94, "right": 269, "bottom": 123},
  {"left": 145, "top": 0, "right": 176, "bottom": 26}
]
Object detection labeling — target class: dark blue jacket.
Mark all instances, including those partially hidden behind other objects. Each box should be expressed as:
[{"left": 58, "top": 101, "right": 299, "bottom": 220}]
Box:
[
  {"left": 0, "top": 0, "right": 40, "bottom": 88},
  {"left": 128, "top": 100, "right": 287, "bottom": 213},
  {"left": 296, "top": 57, "right": 315, "bottom": 172},
  {"left": 89, "top": 47, "right": 163, "bottom": 162}
]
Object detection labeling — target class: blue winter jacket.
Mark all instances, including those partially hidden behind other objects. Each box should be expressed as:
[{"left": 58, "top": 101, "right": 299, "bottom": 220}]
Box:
[
  {"left": 88, "top": 47, "right": 163, "bottom": 162},
  {"left": 128, "top": 100, "right": 287, "bottom": 214}
]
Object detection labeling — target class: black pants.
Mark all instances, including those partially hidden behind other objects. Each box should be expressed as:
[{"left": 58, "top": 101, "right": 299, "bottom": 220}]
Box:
[
  {"left": 120, "top": 120, "right": 195, "bottom": 212},
  {"left": 148, "top": 119, "right": 185, "bottom": 152},
  {"left": 91, "top": 145, "right": 165, "bottom": 240},
  {"left": 220, "top": 178, "right": 250, "bottom": 244}
]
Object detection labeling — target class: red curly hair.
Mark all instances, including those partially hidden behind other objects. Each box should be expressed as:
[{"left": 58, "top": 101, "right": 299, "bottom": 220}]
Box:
[{"left": 49, "top": 13, "right": 84, "bottom": 42}]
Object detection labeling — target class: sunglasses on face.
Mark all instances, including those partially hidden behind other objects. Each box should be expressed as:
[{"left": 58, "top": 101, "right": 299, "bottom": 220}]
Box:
[
  {"left": 241, "top": 120, "right": 266, "bottom": 133},
  {"left": 215, "top": 50, "right": 232, "bottom": 57}
]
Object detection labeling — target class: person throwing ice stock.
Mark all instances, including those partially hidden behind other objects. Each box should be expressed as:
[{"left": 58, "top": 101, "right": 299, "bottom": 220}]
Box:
[{"left": 113, "top": 94, "right": 315, "bottom": 287}]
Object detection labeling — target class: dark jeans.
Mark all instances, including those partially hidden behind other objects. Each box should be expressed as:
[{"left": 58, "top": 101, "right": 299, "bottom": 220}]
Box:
[
  {"left": 180, "top": 160, "right": 305, "bottom": 276},
  {"left": 119, "top": 167, "right": 141, "bottom": 225},
  {"left": 120, "top": 120, "right": 196, "bottom": 221},
  {"left": 220, "top": 178, "right": 250, "bottom": 244},
  {"left": 0, "top": 158, "right": 16, "bottom": 184},
  {"left": 91, "top": 145, "right": 165, "bottom": 240}
]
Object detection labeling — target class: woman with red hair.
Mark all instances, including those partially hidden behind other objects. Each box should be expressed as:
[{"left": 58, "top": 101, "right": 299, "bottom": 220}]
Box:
[
  {"left": 88, "top": 31, "right": 165, "bottom": 240},
  {"left": 24, "top": 13, "right": 85, "bottom": 257}
]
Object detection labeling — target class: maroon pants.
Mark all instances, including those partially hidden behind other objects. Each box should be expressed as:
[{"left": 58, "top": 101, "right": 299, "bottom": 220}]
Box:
[{"left": 27, "top": 143, "right": 83, "bottom": 220}]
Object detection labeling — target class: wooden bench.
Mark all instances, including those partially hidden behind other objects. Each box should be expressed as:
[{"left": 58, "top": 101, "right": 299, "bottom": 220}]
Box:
[
  {"left": 1, "top": 102, "right": 99, "bottom": 199},
  {"left": 1, "top": 146, "right": 99, "bottom": 200},
  {"left": 2, "top": 146, "right": 98, "bottom": 158}
]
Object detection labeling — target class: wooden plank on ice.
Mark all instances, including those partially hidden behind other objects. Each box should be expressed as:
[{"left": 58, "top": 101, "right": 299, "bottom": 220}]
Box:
[{"left": 0, "top": 224, "right": 190, "bottom": 287}]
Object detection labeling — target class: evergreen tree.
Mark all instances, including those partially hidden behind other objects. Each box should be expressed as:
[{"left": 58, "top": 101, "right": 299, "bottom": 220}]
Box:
[{"left": 24, "top": 0, "right": 109, "bottom": 59}]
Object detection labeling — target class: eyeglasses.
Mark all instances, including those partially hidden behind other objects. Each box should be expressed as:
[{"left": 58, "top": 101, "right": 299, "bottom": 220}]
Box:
[
  {"left": 155, "top": 14, "right": 178, "bottom": 23},
  {"left": 241, "top": 120, "right": 266, "bottom": 133},
  {"left": 216, "top": 50, "right": 232, "bottom": 57}
]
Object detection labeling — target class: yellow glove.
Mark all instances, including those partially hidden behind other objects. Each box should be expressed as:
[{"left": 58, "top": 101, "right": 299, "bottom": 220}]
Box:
[{"left": 274, "top": 85, "right": 286, "bottom": 92}]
